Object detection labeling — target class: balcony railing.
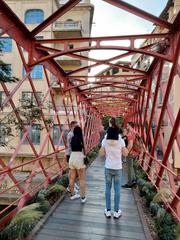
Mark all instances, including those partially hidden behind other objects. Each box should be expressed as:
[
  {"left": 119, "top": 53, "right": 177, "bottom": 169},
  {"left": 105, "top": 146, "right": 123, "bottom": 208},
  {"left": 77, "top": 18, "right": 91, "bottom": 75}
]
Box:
[{"left": 54, "top": 21, "right": 82, "bottom": 31}]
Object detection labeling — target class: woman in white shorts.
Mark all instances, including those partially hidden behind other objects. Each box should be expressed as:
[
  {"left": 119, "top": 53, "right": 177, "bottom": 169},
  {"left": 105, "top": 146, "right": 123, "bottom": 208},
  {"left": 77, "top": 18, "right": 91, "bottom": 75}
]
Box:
[{"left": 69, "top": 126, "right": 86, "bottom": 203}]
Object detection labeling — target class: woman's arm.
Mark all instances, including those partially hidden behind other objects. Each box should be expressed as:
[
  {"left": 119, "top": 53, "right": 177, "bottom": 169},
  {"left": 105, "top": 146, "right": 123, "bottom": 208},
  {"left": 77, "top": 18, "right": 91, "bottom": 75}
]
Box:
[
  {"left": 122, "top": 147, "right": 129, "bottom": 157},
  {"left": 99, "top": 146, "right": 106, "bottom": 157}
]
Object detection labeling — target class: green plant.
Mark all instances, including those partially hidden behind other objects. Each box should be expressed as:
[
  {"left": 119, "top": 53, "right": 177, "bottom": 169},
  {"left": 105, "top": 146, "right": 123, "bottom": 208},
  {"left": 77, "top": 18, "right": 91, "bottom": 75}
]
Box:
[
  {"left": 36, "top": 188, "right": 50, "bottom": 202},
  {"left": 149, "top": 202, "right": 162, "bottom": 216},
  {"left": 141, "top": 182, "right": 156, "bottom": 206},
  {"left": 56, "top": 174, "right": 69, "bottom": 188},
  {"left": 155, "top": 211, "right": 176, "bottom": 240},
  {"left": 45, "top": 184, "right": 66, "bottom": 205},
  {"left": 1, "top": 203, "right": 43, "bottom": 240},
  {"left": 102, "top": 115, "right": 124, "bottom": 130},
  {"left": 152, "top": 188, "right": 172, "bottom": 203},
  {"left": 175, "top": 222, "right": 180, "bottom": 240},
  {"left": 38, "top": 200, "right": 51, "bottom": 214},
  {"left": 48, "top": 184, "right": 66, "bottom": 193}
]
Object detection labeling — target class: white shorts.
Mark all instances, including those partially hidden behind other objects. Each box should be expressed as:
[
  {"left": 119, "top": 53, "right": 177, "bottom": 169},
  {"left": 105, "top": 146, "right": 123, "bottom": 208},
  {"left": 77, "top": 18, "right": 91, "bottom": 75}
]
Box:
[{"left": 69, "top": 151, "right": 86, "bottom": 170}]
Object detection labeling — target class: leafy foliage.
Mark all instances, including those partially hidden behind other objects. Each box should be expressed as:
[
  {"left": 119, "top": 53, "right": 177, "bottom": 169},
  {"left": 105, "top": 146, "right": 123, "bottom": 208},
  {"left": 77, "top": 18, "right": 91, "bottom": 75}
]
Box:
[
  {"left": 134, "top": 161, "right": 178, "bottom": 240},
  {"left": 48, "top": 184, "right": 66, "bottom": 193},
  {"left": 0, "top": 97, "right": 53, "bottom": 147},
  {"left": 102, "top": 115, "right": 124, "bottom": 130},
  {"left": 0, "top": 203, "right": 43, "bottom": 240},
  {"left": 155, "top": 211, "right": 176, "bottom": 240},
  {"left": 175, "top": 223, "right": 180, "bottom": 240},
  {"left": 38, "top": 200, "right": 51, "bottom": 214},
  {"left": 149, "top": 202, "right": 162, "bottom": 216},
  {"left": 152, "top": 188, "right": 172, "bottom": 204},
  {"left": 56, "top": 174, "right": 69, "bottom": 188}
]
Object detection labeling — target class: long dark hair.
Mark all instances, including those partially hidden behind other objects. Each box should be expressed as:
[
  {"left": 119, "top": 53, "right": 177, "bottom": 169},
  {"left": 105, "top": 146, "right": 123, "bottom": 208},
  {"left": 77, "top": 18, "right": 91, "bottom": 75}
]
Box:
[
  {"left": 107, "top": 118, "right": 119, "bottom": 140},
  {"left": 73, "top": 126, "right": 83, "bottom": 140},
  {"left": 109, "top": 117, "right": 117, "bottom": 128},
  {"left": 71, "top": 126, "right": 84, "bottom": 151}
]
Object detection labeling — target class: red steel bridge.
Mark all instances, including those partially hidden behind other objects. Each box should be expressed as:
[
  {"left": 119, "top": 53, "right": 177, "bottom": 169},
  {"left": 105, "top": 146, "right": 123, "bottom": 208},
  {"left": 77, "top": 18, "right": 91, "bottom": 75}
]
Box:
[{"left": 0, "top": 0, "right": 179, "bottom": 228}]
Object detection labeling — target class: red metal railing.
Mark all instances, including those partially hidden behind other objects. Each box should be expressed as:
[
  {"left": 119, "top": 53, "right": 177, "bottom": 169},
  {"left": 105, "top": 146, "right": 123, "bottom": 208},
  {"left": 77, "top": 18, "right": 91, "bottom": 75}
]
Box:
[{"left": 0, "top": 0, "right": 179, "bottom": 227}]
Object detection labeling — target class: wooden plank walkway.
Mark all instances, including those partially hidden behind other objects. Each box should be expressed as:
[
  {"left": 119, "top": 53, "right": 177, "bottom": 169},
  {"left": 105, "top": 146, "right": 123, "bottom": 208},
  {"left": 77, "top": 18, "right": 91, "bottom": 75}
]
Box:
[{"left": 34, "top": 157, "right": 146, "bottom": 240}]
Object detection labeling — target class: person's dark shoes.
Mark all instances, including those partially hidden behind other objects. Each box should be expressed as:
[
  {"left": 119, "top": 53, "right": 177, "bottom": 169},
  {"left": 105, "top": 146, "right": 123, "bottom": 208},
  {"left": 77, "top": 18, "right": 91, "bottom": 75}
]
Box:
[
  {"left": 122, "top": 181, "right": 137, "bottom": 189},
  {"left": 121, "top": 183, "right": 132, "bottom": 188},
  {"left": 131, "top": 180, "right": 137, "bottom": 187}
]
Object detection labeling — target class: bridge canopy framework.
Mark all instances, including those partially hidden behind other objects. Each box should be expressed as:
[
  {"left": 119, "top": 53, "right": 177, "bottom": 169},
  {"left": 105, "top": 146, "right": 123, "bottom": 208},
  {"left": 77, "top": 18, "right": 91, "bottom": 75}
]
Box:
[{"left": 0, "top": 0, "right": 179, "bottom": 226}]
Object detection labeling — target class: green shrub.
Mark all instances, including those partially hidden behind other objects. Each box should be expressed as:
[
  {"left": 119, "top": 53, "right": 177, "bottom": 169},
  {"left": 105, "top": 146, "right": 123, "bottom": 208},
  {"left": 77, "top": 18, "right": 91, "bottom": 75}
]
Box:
[
  {"left": 149, "top": 202, "right": 162, "bottom": 216},
  {"left": 1, "top": 203, "right": 43, "bottom": 240},
  {"left": 36, "top": 188, "right": 50, "bottom": 202},
  {"left": 134, "top": 159, "right": 178, "bottom": 240},
  {"left": 175, "top": 222, "right": 180, "bottom": 240},
  {"left": 155, "top": 210, "right": 176, "bottom": 240},
  {"left": 38, "top": 200, "right": 51, "bottom": 214},
  {"left": 152, "top": 188, "right": 172, "bottom": 204},
  {"left": 48, "top": 184, "right": 66, "bottom": 192},
  {"left": 56, "top": 174, "right": 69, "bottom": 188}
]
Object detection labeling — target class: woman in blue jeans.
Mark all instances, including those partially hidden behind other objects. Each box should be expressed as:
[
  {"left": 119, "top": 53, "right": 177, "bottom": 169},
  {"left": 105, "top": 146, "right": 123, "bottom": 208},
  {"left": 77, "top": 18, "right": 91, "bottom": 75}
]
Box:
[{"left": 100, "top": 118, "right": 128, "bottom": 219}]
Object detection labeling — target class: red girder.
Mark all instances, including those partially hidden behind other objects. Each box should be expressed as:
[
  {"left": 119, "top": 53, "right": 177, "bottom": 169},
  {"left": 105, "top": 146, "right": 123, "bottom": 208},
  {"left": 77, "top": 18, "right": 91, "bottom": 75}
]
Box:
[
  {"left": 65, "top": 80, "right": 146, "bottom": 92},
  {"left": 33, "top": 42, "right": 172, "bottom": 67},
  {"left": 0, "top": 0, "right": 179, "bottom": 225}
]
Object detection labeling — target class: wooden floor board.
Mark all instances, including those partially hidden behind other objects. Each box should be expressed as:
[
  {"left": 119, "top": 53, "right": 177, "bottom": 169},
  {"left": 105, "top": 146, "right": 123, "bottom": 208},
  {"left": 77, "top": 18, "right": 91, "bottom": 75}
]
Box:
[{"left": 34, "top": 157, "right": 146, "bottom": 240}]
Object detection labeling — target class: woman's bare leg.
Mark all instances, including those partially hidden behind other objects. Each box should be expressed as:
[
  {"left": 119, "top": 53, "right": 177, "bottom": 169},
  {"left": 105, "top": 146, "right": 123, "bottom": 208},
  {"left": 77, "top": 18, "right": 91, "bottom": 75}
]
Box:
[
  {"left": 77, "top": 168, "right": 86, "bottom": 197},
  {"left": 69, "top": 169, "right": 77, "bottom": 195}
]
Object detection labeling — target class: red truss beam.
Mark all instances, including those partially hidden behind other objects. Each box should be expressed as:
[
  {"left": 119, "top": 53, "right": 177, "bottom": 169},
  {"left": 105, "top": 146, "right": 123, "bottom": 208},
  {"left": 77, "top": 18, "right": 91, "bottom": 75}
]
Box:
[
  {"left": 65, "top": 81, "right": 146, "bottom": 92},
  {"left": 83, "top": 95, "right": 137, "bottom": 102},
  {"left": 67, "top": 75, "right": 147, "bottom": 80},
  {"left": 33, "top": 34, "right": 172, "bottom": 66},
  {"left": 0, "top": 0, "right": 180, "bottom": 223},
  {"left": 148, "top": 32, "right": 180, "bottom": 171},
  {"left": 35, "top": 44, "right": 147, "bottom": 76},
  {"left": 35, "top": 33, "right": 171, "bottom": 43}
]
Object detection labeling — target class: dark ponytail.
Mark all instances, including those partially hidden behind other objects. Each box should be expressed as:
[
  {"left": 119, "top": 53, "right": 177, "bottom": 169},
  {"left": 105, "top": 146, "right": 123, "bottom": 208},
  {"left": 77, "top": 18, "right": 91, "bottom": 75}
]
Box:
[{"left": 109, "top": 117, "right": 117, "bottom": 128}]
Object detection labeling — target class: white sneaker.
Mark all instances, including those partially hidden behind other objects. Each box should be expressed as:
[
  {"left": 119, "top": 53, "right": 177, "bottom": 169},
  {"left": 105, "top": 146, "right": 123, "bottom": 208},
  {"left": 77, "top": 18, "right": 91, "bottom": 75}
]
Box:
[
  {"left": 104, "top": 209, "right": 111, "bottom": 218},
  {"left": 70, "top": 194, "right": 80, "bottom": 200},
  {"left": 113, "top": 209, "right": 122, "bottom": 219},
  {"left": 81, "top": 197, "right": 86, "bottom": 203}
]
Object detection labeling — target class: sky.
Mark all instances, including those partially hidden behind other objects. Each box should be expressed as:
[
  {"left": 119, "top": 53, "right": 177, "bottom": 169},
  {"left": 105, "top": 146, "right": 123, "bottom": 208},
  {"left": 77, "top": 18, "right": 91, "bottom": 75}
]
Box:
[{"left": 89, "top": 0, "right": 168, "bottom": 74}]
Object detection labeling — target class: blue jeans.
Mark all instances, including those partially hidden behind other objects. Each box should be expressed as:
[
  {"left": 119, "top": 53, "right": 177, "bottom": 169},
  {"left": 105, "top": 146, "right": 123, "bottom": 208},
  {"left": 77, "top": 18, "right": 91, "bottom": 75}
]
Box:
[{"left": 105, "top": 168, "right": 122, "bottom": 212}]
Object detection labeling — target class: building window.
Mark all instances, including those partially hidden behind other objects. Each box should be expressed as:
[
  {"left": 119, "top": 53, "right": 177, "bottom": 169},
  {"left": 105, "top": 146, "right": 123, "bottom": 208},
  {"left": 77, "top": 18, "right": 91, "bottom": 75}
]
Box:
[
  {"left": 32, "top": 65, "right": 43, "bottom": 79},
  {"left": 25, "top": 9, "right": 44, "bottom": 24},
  {"left": 22, "top": 124, "right": 41, "bottom": 145},
  {"left": 0, "top": 38, "right": 12, "bottom": 52},
  {"left": 35, "top": 36, "right": 44, "bottom": 40},
  {"left": 0, "top": 124, "right": 6, "bottom": 145},
  {"left": 22, "top": 91, "right": 42, "bottom": 106},
  {"left": 0, "top": 91, "right": 5, "bottom": 107},
  {"left": 112, "top": 68, "right": 119, "bottom": 74},
  {"left": 64, "top": 19, "right": 75, "bottom": 28},
  {"left": 23, "top": 65, "right": 43, "bottom": 79},
  {"left": 53, "top": 124, "right": 64, "bottom": 146},
  {"left": 68, "top": 44, "right": 74, "bottom": 49},
  {"left": 0, "top": 64, "right": 12, "bottom": 77},
  {"left": 158, "top": 88, "right": 163, "bottom": 105}
]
